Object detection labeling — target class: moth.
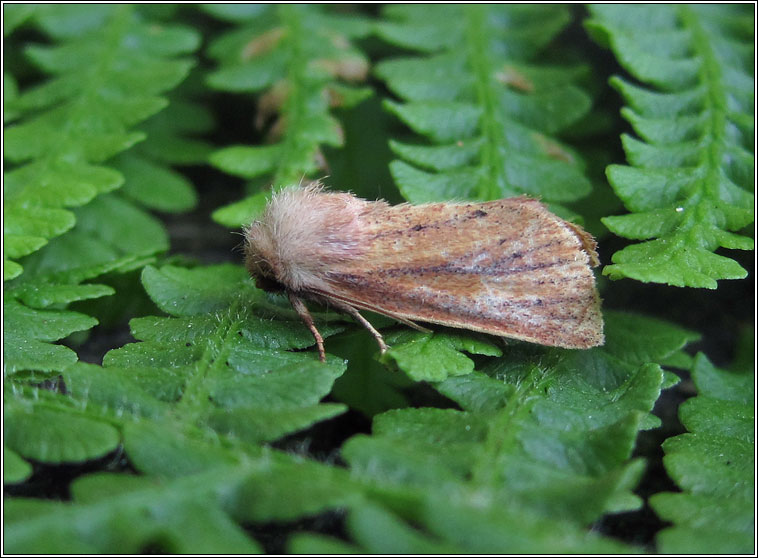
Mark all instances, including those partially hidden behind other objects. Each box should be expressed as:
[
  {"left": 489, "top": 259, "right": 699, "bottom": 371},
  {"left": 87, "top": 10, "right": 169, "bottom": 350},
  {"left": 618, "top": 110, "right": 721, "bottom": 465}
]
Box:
[{"left": 243, "top": 183, "right": 604, "bottom": 362}]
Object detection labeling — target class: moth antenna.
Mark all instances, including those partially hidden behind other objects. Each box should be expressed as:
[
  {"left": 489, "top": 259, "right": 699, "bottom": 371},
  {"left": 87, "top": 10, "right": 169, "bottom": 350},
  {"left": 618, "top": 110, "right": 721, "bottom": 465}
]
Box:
[
  {"left": 329, "top": 299, "right": 388, "bottom": 355},
  {"left": 228, "top": 230, "right": 246, "bottom": 254},
  {"left": 288, "top": 292, "right": 326, "bottom": 362}
]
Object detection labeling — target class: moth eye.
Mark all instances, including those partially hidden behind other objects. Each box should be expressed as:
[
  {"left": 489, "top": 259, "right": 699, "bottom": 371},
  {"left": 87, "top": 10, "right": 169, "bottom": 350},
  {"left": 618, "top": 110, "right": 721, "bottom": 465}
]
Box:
[
  {"left": 246, "top": 256, "right": 284, "bottom": 292},
  {"left": 255, "top": 273, "right": 284, "bottom": 293}
]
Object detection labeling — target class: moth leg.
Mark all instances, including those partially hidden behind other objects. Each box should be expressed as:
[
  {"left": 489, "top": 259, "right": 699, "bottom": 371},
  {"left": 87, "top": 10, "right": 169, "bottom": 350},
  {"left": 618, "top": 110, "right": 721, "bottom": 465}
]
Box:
[
  {"left": 288, "top": 292, "right": 326, "bottom": 362},
  {"left": 348, "top": 304, "right": 430, "bottom": 333},
  {"left": 392, "top": 316, "right": 431, "bottom": 333},
  {"left": 330, "top": 300, "right": 389, "bottom": 355}
]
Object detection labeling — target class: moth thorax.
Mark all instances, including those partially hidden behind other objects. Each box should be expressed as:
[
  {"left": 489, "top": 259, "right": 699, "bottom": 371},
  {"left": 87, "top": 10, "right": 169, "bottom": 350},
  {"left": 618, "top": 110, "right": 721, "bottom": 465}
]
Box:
[{"left": 244, "top": 185, "right": 374, "bottom": 292}]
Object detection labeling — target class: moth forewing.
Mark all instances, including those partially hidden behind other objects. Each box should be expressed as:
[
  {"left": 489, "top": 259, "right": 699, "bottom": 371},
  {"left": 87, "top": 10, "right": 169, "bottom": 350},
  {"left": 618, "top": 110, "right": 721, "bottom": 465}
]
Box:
[
  {"left": 325, "top": 196, "right": 604, "bottom": 350},
  {"left": 243, "top": 184, "right": 604, "bottom": 362}
]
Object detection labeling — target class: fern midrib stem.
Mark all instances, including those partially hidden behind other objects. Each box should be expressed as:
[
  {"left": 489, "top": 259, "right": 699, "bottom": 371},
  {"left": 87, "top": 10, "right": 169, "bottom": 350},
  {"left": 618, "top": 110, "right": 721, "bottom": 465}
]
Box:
[
  {"left": 175, "top": 306, "right": 243, "bottom": 423},
  {"left": 273, "top": 4, "right": 312, "bottom": 188},
  {"left": 470, "top": 364, "right": 548, "bottom": 488},
  {"left": 464, "top": 6, "right": 506, "bottom": 200},
  {"left": 678, "top": 6, "right": 730, "bottom": 239}
]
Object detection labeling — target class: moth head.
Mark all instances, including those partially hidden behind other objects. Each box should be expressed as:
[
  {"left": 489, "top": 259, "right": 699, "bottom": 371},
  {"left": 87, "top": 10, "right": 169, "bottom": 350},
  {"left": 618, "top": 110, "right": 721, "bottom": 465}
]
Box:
[{"left": 243, "top": 221, "right": 287, "bottom": 292}]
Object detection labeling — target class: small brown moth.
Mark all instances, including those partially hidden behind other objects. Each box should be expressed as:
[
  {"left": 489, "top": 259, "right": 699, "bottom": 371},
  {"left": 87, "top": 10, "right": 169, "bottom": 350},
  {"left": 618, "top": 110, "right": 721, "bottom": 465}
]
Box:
[{"left": 243, "top": 183, "right": 604, "bottom": 362}]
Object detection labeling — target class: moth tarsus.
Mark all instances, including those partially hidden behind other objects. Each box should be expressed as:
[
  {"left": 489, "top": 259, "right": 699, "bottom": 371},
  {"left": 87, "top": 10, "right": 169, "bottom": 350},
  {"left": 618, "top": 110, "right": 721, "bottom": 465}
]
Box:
[{"left": 244, "top": 182, "right": 604, "bottom": 362}]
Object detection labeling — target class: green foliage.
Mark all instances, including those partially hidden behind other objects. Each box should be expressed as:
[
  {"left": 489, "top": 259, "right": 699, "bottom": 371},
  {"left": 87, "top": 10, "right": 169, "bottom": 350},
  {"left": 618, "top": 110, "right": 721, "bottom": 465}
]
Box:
[
  {"left": 3, "top": 446, "right": 33, "bottom": 485},
  {"left": 105, "top": 264, "right": 348, "bottom": 444},
  {"left": 3, "top": 4, "right": 204, "bottom": 375},
  {"left": 382, "top": 330, "right": 503, "bottom": 382},
  {"left": 3, "top": 4, "right": 199, "bottom": 279},
  {"left": 4, "top": 471, "right": 265, "bottom": 553},
  {"left": 204, "top": 4, "right": 373, "bottom": 227},
  {"left": 3, "top": 287, "right": 690, "bottom": 552},
  {"left": 3, "top": 4, "right": 754, "bottom": 555},
  {"left": 283, "top": 312, "right": 694, "bottom": 554},
  {"left": 3, "top": 299, "right": 98, "bottom": 373},
  {"left": 650, "top": 352, "right": 754, "bottom": 553},
  {"left": 586, "top": 5, "right": 754, "bottom": 288},
  {"left": 375, "top": 4, "right": 593, "bottom": 207},
  {"left": 4, "top": 264, "right": 351, "bottom": 553},
  {"left": 3, "top": 193, "right": 166, "bottom": 372}
]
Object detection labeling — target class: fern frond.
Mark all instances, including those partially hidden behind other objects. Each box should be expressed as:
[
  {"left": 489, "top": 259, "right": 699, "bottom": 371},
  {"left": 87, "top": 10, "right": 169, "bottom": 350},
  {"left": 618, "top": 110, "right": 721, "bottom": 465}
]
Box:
[
  {"left": 4, "top": 469, "right": 264, "bottom": 553},
  {"left": 3, "top": 4, "right": 198, "bottom": 279},
  {"left": 204, "top": 4, "right": 373, "bottom": 227},
  {"left": 374, "top": 4, "right": 594, "bottom": 206},
  {"left": 113, "top": 81, "right": 211, "bottom": 213},
  {"left": 3, "top": 445, "right": 372, "bottom": 554},
  {"left": 4, "top": 5, "right": 202, "bottom": 376},
  {"left": 586, "top": 4, "right": 754, "bottom": 288},
  {"left": 333, "top": 311, "right": 699, "bottom": 553},
  {"left": 90, "top": 264, "right": 346, "bottom": 445},
  {"left": 4, "top": 262, "right": 351, "bottom": 530},
  {"left": 5, "top": 269, "right": 698, "bottom": 553},
  {"left": 3, "top": 299, "right": 98, "bottom": 374},
  {"left": 4, "top": 158, "right": 177, "bottom": 373},
  {"left": 650, "top": 352, "right": 754, "bottom": 553},
  {"left": 3, "top": 192, "right": 169, "bottom": 374},
  {"left": 4, "top": 259, "right": 703, "bottom": 553},
  {"left": 114, "top": 67, "right": 214, "bottom": 212},
  {"left": 3, "top": 260, "right": 354, "bottom": 551}
]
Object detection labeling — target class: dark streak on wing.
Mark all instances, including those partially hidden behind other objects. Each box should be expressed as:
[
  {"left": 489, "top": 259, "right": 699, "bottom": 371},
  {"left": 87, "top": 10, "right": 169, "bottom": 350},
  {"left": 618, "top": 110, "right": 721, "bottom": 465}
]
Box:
[
  {"left": 369, "top": 258, "right": 571, "bottom": 278},
  {"left": 360, "top": 237, "right": 572, "bottom": 279},
  {"left": 370, "top": 205, "right": 494, "bottom": 239}
]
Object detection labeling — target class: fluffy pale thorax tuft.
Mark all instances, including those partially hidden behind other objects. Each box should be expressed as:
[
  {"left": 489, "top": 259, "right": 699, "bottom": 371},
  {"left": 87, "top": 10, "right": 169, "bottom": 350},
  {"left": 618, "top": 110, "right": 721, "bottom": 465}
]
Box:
[{"left": 244, "top": 184, "right": 373, "bottom": 292}]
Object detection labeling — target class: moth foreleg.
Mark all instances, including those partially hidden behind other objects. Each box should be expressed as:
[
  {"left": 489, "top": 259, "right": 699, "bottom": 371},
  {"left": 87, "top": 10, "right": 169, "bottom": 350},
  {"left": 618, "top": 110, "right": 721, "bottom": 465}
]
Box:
[
  {"left": 288, "top": 292, "right": 326, "bottom": 362},
  {"left": 329, "top": 299, "right": 389, "bottom": 355}
]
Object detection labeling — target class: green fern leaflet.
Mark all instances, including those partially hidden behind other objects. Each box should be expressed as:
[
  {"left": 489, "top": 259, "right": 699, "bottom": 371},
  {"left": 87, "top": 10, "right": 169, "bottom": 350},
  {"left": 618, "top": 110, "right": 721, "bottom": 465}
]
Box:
[{"left": 587, "top": 4, "right": 754, "bottom": 288}]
